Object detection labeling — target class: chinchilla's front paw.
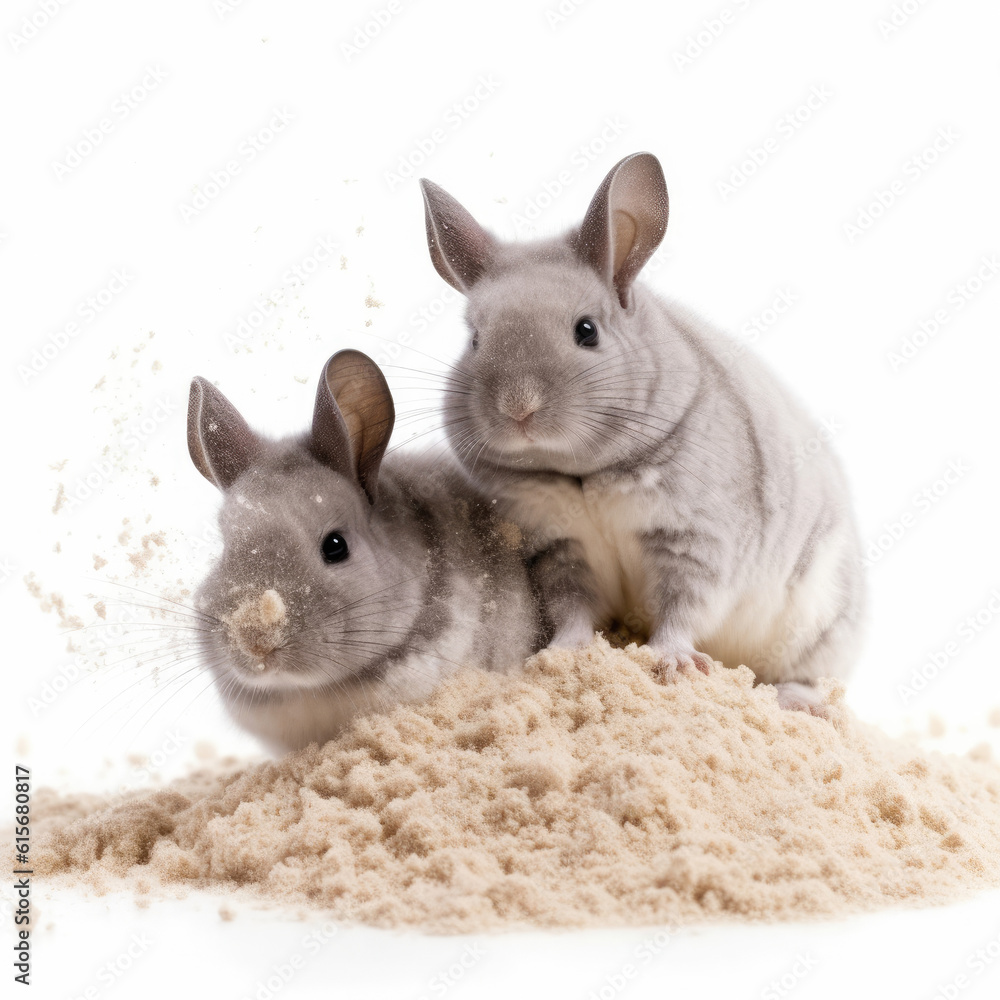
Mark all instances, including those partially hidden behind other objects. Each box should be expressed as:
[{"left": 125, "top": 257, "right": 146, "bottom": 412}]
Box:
[
  {"left": 649, "top": 647, "right": 715, "bottom": 683},
  {"left": 774, "top": 681, "right": 830, "bottom": 718}
]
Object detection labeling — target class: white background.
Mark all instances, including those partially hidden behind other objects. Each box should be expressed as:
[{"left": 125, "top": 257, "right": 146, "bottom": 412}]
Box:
[{"left": 2, "top": 0, "right": 1000, "bottom": 997}]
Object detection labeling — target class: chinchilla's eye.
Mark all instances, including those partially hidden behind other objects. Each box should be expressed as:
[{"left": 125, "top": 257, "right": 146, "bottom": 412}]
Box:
[
  {"left": 574, "top": 317, "right": 599, "bottom": 348},
  {"left": 321, "top": 531, "right": 349, "bottom": 564}
]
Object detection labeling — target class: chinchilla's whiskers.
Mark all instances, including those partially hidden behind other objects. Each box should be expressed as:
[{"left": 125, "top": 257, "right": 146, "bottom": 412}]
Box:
[
  {"left": 84, "top": 578, "right": 218, "bottom": 625},
  {"left": 332, "top": 636, "right": 470, "bottom": 682},
  {"left": 302, "top": 575, "right": 427, "bottom": 634},
  {"left": 107, "top": 657, "right": 217, "bottom": 746},
  {"left": 384, "top": 414, "right": 476, "bottom": 457},
  {"left": 66, "top": 649, "right": 218, "bottom": 747},
  {"left": 584, "top": 400, "right": 747, "bottom": 465}
]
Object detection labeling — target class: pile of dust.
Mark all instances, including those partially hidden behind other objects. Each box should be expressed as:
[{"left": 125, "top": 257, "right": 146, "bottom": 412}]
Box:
[{"left": 34, "top": 639, "right": 1000, "bottom": 932}]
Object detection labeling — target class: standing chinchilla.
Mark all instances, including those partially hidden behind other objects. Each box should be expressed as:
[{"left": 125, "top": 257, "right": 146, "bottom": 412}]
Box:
[
  {"left": 187, "top": 349, "right": 540, "bottom": 753},
  {"left": 418, "top": 152, "right": 865, "bottom": 715}
]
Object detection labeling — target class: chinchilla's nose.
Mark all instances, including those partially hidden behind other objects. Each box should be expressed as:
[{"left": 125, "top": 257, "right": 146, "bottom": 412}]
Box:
[
  {"left": 496, "top": 382, "right": 543, "bottom": 424},
  {"left": 225, "top": 588, "right": 287, "bottom": 667}
]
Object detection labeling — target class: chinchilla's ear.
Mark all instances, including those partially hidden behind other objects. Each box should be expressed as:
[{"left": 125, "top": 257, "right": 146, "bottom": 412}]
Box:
[
  {"left": 188, "top": 377, "right": 261, "bottom": 491},
  {"left": 576, "top": 152, "right": 668, "bottom": 309},
  {"left": 419, "top": 179, "right": 496, "bottom": 293},
  {"left": 312, "top": 350, "right": 395, "bottom": 505}
]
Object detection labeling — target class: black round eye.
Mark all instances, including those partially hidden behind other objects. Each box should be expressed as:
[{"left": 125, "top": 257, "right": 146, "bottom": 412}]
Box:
[
  {"left": 574, "top": 317, "right": 599, "bottom": 348},
  {"left": 321, "top": 531, "right": 349, "bottom": 564}
]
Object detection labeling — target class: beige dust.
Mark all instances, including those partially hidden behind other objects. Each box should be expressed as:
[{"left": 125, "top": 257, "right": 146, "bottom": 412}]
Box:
[{"left": 34, "top": 640, "right": 1000, "bottom": 933}]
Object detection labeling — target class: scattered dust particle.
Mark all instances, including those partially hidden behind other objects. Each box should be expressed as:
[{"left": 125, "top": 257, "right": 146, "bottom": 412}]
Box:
[
  {"left": 110, "top": 349, "right": 118, "bottom": 360},
  {"left": 52, "top": 484, "right": 67, "bottom": 514},
  {"left": 496, "top": 519, "right": 522, "bottom": 550},
  {"left": 152, "top": 360, "right": 162, "bottom": 372},
  {"left": 93, "top": 376, "right": 106, "bottom": 391},
  {"left": 365, "top": 292, "right": 383, "bottom": 309},
  {"left": 340, "top": 255, "right": 348, "bottom": 270},
  {"left": 94, "top": 601, "right": 106, "bottom": 620},
  {"left": 53, "top": 542, "right": 61, "bottom": 554},
  {"left": 928, "top": 715, "right": 946, "bottom": 738},
  {"left": 150, "top": 475, "right": 160, "bottom": 487},
  {"left": 93, "top": 555, "right": 108, "bottom": 571},
  {"left": 194, "top": 742, "right": 217, "bottom": 762},
  {"left": 118, "top": 529, "right": 131, "bottom": 546},
  {"left": 293, "top": 376, "right": 308, "bottom": 384},
  {"left": 49, "top": 459, "right": 68, "bottom": 472},
  {"left": 219, "top": 906, "right": 236, "bottom": 922},
  {"left": 23, "top": 572, "right": 85, "bottom": 630},
  {"left": 365, "top": 320, "right": 372, "bottom": 327},
  {"left": 968, "top": 744, "right": 993, "bottom": 762},
  {"left": 16, "top": 735, "right": 29, "bottom": 756},
  {"left": 127, "top": 532, "right": 168, "bottom": 573},
  {"left": 136, "top": 898, "right": 150, "bottom": 909},
  {"left": 148, "top": 331, "right": 156, "bottom": 340},
  {"left": 356, "top": 225, "right": 364, "bottom": 235},
  {"left": 31, "top": 640, "right": 1000, "bottom": 934},
  {"left": 989, "top": 708, "right": 1000, "bottom": 728},
  {"left": 127, "top": 754, "right": 148, "bottom": 768}
]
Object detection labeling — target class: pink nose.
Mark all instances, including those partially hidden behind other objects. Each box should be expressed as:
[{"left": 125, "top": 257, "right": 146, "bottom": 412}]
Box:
[
  {"left": 502, "top": 404, "right": 537, "bottom": 423},
  {"left": 497, "top": 387, "right": 542, "bottom": 424}
]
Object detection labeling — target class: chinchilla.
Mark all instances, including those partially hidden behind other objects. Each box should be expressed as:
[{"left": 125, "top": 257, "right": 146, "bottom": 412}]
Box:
[
  {"left": 418, "top": 152, "right": 865, "bottom": 715},
  {"left": 187, "top": 349, "right": 540, "bottom": 753}
]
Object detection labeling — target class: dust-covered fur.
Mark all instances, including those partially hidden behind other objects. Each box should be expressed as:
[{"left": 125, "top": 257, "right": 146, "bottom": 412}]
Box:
[{"left": 188, "top": 351, "right": 540, "bottom": 753}]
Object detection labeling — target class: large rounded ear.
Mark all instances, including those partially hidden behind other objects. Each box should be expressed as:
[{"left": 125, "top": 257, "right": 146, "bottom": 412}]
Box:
[
  {"left": 575, "top": 152, "right": 668, "bottom": 309},
  {"left": 419, "top": 179, "right": 496, "bottom": 293},
  {"left": 187, "top": 377, "right": 261, "bottom": 491},
  {"left": 312, "top": 350, "right": 395, "bottom": 505}
]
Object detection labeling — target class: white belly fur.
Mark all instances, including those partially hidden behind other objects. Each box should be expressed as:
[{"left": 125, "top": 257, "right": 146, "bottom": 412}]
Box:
[{"left": 504, "top": 473, "right": 848, "bottom": 677}]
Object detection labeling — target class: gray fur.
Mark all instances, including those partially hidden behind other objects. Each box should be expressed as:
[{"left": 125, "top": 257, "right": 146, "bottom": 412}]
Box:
[
  {"left": 188, "top": 351, "right": 540, "bottom": 753},
  {"left": 420, "top": 153, "right": 865, "bottom": 705}
]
